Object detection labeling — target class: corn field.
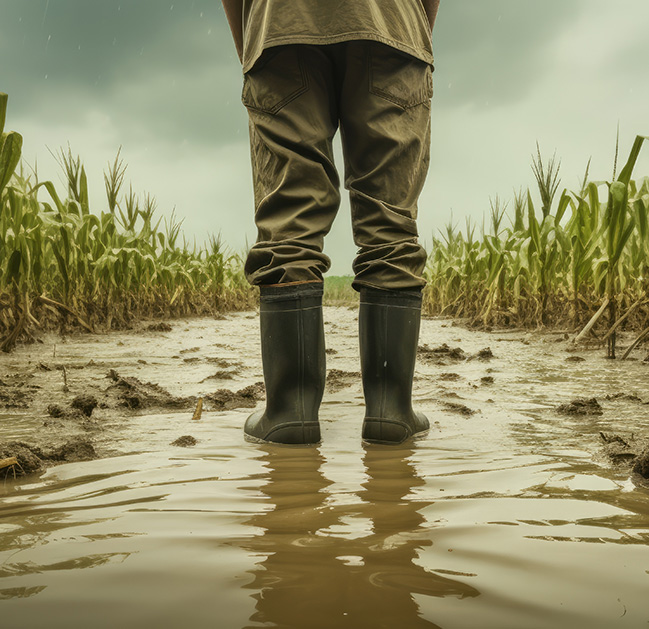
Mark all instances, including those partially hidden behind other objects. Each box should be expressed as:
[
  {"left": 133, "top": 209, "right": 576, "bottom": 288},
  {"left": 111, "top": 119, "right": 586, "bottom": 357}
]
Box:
[
  {"left": 423, "top": 137, "right": 649, "bottom": 358},
  {"left": 0, "top": 93, "right": 254, "bottom": 352}
]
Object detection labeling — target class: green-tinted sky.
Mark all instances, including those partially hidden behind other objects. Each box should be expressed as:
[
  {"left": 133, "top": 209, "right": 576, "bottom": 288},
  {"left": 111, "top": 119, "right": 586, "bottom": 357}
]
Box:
[{"left": 1, "top": 0, "right": 648, "bottom": 273}]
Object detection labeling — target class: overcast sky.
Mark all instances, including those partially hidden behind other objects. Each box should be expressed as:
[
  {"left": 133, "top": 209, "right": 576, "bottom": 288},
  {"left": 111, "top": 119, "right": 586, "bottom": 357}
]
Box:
[{"left": 1, "top": 0, "right": 648, "bottom": 274}]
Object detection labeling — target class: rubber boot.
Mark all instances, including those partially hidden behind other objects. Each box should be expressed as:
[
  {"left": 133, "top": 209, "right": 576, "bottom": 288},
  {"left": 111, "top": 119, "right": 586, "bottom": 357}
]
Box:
[
  {"left": 359, "top": 287, "right": 429, "bottom": 444},
  {"left": 244, "top": 283, "right": 325, "bottom": 444}
]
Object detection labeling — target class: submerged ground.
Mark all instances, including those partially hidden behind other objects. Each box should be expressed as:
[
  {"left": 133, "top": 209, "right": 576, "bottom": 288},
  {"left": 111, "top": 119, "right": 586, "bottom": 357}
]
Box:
[{"left": 1, "top": 308, "right": 649, "bottom": 628}]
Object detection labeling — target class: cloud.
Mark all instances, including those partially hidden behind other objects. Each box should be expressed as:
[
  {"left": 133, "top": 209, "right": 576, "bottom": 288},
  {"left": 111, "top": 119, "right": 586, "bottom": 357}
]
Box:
[
  {"left": 0, "top": 0, "right": 244, "bottom": 147},
  {"left": 432, "top": 0, "right": 585, "bottom": 108}
]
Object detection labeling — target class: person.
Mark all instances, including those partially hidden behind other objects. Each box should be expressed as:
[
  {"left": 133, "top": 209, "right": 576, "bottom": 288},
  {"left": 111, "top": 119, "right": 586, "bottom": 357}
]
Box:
[{"left": 221, "top": 0, "right": 440, "bottom": 445}]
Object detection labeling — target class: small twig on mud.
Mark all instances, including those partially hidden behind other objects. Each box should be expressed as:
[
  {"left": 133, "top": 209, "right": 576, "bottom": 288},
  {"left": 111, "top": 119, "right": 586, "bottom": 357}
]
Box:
[
  {"left": 0, "top": 457, "right": 18, "bottom": 471},
  {"left": 192, "top": 397, "right": 203, "bottom": 421},
  {"left": 62, "top": 365, "right": 69, "bottom": 392},
  {"left": 1, "top": 457, "right": 23, "bottom": 481}
]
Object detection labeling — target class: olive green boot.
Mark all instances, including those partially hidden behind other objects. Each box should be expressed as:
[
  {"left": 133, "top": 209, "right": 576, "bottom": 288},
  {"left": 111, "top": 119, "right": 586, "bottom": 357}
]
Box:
[
  {"left": 359, "top": 288, "right": 429, "bottom": 444},
  {"left": 244, "top": 284, "right": 325, "bottom": 445}
]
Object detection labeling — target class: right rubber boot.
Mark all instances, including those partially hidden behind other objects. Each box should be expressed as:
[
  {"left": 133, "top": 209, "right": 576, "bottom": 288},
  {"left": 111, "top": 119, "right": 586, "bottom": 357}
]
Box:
[
  {"left": 244, "top": 283, "right": 325, "bottom": 445},
  {"left": 359, "top": 287, "right": 430, "bottom": 444}
]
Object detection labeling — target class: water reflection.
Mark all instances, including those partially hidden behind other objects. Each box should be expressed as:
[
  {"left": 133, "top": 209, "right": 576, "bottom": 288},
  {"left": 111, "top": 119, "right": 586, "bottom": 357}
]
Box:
[{"left": 241, "top": 445, "right": 479, "bottom": 628}]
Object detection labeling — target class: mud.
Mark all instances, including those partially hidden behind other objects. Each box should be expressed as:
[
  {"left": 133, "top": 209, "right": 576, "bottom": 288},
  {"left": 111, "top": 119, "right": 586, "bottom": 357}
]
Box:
[
  {"left": 597, "top": 432, "right": 649, "bottom": 479},
  {"left": 106, "top": 369, "right": 195, "bottom": 410},
  {"left": 1, "top": 309, "right": 649, "bottom": 629},
  {"left": 326, "top": 368, "right": 361, "bottom": 393},
  {"left": 0, "top": 437, "right": 97, "bottom": 477},
  {"left": 145, "top": 322, "right": 173, "bottom": 332},
  {"left": 170, "top": 435, "right": 198, "bottom": 447},
  {"left": 418, "top": 342, "right": 466, "bottom": 364},
  {"left": 556, "top": 397, "right": 604, "bottom": 415},
  {"left": 205, "top": 383, "right": 265, "bottom": 411}
]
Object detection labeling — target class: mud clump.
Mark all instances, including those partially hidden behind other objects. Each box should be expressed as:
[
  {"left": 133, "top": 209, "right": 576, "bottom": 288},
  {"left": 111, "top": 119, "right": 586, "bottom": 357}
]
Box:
[
  {"left": 326, "top": 369, "right": 360, "bottom": 392},
  {"left": 171, "top": 435, "right": 198, "bottom": 447},
  {"left": 473, "top": 347, "right": 494, "bottom": 361},
  {"left": 598, "top": 432, "right": 649, "bottom": 476},
  {"left": 72, "top": 394, "right": 99, "bottom": 417},
  {"left": 418, "top": 343, "right": 466, "bottom": 364},
  {"left": 0, "top": 437, "right": 97, "bottom": 477},
  {"left": 107, "top": 369, "right": 193, "bottom": 410},
  {"left": 206, "top": 357, "right": 244, "bottom": 370},
  {"left": 0, "top": 442, "right": 45, "bottom": 475},
  {"left": 146, "top": 322, "right": 172, "bottom": 332},
  {"left": 481, "top": 376, "right": 495, "bottom": 385},
  {"left": 605, "top": 392, "right": 643, "bottom": 402},
  {"left": 442, "top": 401, "right": 475, "bottom": 416},
  {"left": 201, "top": 369, "right": 236, "bottom": 383},
  {"left": 557, "top": 397, "right": 603, "bottom": 416},
  {"left": 205, "top": 383, "right": 265, "bottom": 411},
  {"left": 439, "top": 372, "right": 461, "bottom": 382},
  {"left": 633, "top": 448, "right": 649, "bottom": 478},
  {"left": 47, "top": 404, "right": 66, "bottom": 418},
  {"left": 565, "top": 356, "right": 586, "bottom": 363},
  {"left": 47, "top": 438, "right": 97, "bottom": 462},
  {"left": 0, "top": 375, "right": 39, "bottom": 409}
]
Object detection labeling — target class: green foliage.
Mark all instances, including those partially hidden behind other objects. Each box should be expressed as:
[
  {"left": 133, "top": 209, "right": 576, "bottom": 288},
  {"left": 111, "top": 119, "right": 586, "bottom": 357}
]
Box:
[
  {"left": 0, "top": 93, "right": 254, "bottom": 349},
  {"left": 424, "top": 137, "right": 649, "bottom": 331}
]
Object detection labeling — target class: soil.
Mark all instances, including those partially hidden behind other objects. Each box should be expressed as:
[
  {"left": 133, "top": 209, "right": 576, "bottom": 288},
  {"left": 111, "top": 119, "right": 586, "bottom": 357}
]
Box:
[
  {"left": 326, "top": 369, "right": 361, "bottom": 393},
  {"left": 2, "top": 309, "right": 649, "bottom": 628},
  {"left": 556, "top": 397, "right": 604, "bottom": 416},
  {"left": 1, "top": 310, "right": 648, "bottom": 482},
  {"left": 170, "top": 435, "right": 198, "bottom": 447},
  {"left": 418, "top": 343, "right": 466, "bottom": 364}
]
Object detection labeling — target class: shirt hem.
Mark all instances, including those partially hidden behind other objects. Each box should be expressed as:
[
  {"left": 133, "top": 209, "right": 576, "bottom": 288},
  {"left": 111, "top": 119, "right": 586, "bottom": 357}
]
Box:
[{"left": 242, "top": 32, "right": 434, "bottom": 73}]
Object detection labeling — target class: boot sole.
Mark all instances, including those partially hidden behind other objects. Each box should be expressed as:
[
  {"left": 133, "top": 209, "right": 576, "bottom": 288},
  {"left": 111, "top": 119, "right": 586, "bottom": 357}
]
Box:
[
  {"left": 244, "top": 420, "right": 321, "bottom": 445},
  {"left": 361, "top": 418, "right": 430, "bottom": 445}
]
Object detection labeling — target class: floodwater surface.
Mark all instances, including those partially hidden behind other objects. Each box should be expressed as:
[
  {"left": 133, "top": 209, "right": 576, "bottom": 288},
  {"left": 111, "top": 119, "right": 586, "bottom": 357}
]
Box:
[{"left": 1, "top": 308, "right": 649, "bottom": 628}]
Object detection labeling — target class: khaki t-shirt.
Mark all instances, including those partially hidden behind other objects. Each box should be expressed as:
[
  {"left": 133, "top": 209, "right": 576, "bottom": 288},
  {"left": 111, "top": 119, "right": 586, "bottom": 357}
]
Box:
[{"left": 241, "top": 0, "right": 434, "bottom": 73}]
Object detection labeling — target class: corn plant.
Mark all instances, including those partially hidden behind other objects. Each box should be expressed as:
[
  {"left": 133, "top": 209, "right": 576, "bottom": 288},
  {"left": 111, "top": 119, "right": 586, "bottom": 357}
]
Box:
[{"left": 0, "top": 92, "right": 255, "bottom": 351}]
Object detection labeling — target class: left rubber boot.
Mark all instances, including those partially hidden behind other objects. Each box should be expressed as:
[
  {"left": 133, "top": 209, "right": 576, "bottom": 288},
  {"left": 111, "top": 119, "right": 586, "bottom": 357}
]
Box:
[
  {"left": 244, "top": 283, "right": 325, "bottom": 445},
  {"left": 359, "top": 287, "right": 430, "bottom": 445}
]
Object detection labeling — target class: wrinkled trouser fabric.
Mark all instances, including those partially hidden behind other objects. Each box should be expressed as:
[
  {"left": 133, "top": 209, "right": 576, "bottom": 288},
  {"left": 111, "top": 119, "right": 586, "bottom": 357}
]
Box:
[{"left": 242, "top": 40, "right": 432, "bottom": 291}]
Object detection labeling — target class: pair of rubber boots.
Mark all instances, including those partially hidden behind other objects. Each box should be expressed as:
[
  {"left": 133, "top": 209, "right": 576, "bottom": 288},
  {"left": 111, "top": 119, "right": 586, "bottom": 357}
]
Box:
[{"left": 244, "top": 284, "right": 429, "bottom": 445}]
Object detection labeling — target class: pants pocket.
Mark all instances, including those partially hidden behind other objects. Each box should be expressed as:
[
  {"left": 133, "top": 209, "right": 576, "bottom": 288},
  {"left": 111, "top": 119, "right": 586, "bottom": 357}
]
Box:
[
  {"left": 242, "top": 46, "right": 309, "bottom": 115},
  {"left": 369, "top": 43, "right": 433, "bottom": 109}
]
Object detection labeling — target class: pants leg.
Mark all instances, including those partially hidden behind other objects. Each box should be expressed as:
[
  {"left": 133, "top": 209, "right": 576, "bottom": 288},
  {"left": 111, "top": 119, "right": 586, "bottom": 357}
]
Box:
[
  {"left": 338, "top": 41, "right": 432, "bottom": 292},
  {"left": 242, "top": 46, "right": 341, "bottom": 286}
]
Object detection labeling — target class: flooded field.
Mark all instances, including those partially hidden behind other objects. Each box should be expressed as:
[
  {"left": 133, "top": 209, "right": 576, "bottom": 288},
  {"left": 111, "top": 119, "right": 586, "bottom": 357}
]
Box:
[{"left": 1, "top": 307, "right": 649, "bottom": 629}]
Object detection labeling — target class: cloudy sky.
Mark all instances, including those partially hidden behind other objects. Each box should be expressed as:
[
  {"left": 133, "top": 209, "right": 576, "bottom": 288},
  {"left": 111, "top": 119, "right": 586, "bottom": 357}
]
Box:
[{"left": 1, "top": 0, "right": 648, "bottom": 274}]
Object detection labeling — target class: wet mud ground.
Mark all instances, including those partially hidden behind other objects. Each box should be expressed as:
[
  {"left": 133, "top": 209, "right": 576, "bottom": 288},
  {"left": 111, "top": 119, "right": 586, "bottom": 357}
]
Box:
[{"left": 1, "top": 307, "right": 649, "bottom": 628}]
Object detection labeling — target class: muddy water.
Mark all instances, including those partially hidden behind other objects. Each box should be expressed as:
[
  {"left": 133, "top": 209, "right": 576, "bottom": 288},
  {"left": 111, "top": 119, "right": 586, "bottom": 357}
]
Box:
[{"left": 1, "top": 308, "right": 649, "bottom": 629}]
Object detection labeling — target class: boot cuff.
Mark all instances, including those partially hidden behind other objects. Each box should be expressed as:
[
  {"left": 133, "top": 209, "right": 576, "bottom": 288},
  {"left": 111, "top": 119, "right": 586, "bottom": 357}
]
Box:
[
  {"left": 260, "top": 281, "right": 323, "bottom": 300},
  {"left": 359, "top": 287, "right": 422, "bottom": 308}
]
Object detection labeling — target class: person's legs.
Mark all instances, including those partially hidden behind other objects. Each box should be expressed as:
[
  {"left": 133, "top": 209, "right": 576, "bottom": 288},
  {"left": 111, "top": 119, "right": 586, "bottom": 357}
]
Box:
[
  {"left": 241, "top": 45, "right": 340, "bottom": 443},
  {"left": 338, "top": 41, "right": 431, "bottom": 292},
  {"left": 242, "top": 45, "right": 341, "bottom": 286},
  {"left": 338, "top": 41, "right": 432, "bottom": 443}
]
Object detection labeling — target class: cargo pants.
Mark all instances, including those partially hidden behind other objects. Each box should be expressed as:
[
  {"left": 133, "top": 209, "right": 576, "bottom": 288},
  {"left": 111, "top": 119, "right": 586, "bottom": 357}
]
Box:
[{"left": 241, "top": 40, "right": 432, "bottom": 291}]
